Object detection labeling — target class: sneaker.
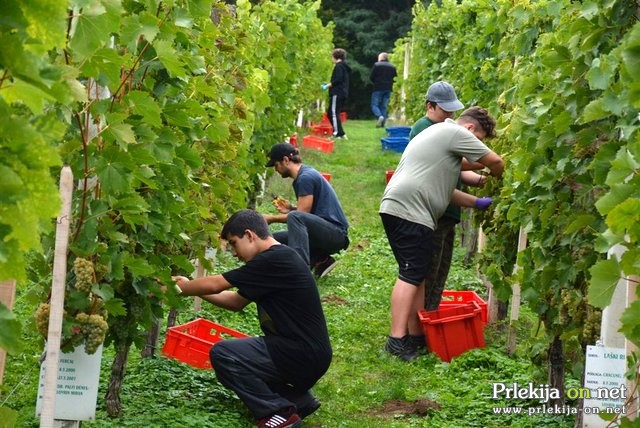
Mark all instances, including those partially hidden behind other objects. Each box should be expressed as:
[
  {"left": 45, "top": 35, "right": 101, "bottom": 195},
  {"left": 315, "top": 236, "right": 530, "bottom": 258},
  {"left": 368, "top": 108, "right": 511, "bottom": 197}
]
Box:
[
  {"left": 314, "top": 256, "right": 338, "bottom": 278},
  {"left": 384, "top": 335, "right": 418, "bottom": 361},
  {"left": 257, "top": 408, "right": 301, "bottom": 428},
  {"left": 376, "top": 116, "right": 385, "bottom": 127},
  {"left": 297, "top": 396, "right": 321, "bottom": 419},
  {"left": 336, "top": 134, "right": 348, "bottom": 140}
]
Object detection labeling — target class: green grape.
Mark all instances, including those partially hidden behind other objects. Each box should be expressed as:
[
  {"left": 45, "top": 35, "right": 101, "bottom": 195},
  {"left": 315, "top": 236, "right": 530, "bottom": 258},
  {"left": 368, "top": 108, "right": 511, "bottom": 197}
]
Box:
[
  {"left": 76, "top": 312, "right": 108, "bottom": 354},
  {"left": 73, "top": 258, "right": 94, "bottom": 293},
  {"left": 34, "top": 303, "right": 50, "bottom": 338}
]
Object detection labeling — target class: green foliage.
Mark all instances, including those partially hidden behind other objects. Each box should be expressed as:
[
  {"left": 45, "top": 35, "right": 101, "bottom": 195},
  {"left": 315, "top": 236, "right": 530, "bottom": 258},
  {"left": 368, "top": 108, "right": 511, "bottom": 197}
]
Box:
[
  {"left": 402, "top": 0, "right": 640, "bottom": 415},
  {"left": 1, "top": 0, "right": 333, "bottom": 393}
]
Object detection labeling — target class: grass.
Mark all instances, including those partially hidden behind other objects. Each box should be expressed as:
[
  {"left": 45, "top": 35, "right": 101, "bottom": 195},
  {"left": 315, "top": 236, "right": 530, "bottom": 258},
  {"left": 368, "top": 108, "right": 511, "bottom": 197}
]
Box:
[{"left": 1, "top": 120, "right": 575, "bottom": 427}]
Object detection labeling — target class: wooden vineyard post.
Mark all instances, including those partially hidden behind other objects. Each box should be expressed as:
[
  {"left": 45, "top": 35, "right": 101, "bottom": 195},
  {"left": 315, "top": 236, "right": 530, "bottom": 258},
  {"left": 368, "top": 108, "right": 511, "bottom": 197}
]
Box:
[
  {"left": 0, "top": 279, "right": 17, "bottom": 385},
  {"left": 40, "top": 166, "right": 73, "bottom": 428},
  {"left": 296, "top": 109, "right": 304, "bottom": 128},
  {"left": 476, "top": 227, "right": 499, "bottom": 324},
  {"left": 506, "top": 227, "right": 527, "bottom": 355},
  {"left": 399, "top": 40, "right": 411, "bottom": 124},
  {"left": 626, "top": 273, "right": 639, "bottom": 421},
  {"left": 193, "top": 260, "right": 205, "bottom": 314}
]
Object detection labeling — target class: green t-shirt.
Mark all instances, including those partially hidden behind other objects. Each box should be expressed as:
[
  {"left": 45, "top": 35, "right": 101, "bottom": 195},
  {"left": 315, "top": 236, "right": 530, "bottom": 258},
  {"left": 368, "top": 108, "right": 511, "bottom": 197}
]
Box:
[
  {"left": 409, "top": 116, "right": 434, "bottom": 140},
  {"left": 380, "top": 120, "right": 491, "bottom": 230},
  {"left": 410, "top": 116, "right": 462, "bottom": 222}
]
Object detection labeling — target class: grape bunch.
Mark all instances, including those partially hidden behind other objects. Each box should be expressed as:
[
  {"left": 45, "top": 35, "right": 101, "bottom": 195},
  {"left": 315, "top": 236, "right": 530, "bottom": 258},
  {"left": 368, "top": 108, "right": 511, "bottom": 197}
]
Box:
[
  {"left": 582, "top": 307, "right": 602, "bottom": 344},
  {"left": 557, "top": 289, "right": 586, "bottom": 326},
  {"left": 73, "top": 258, "right": 94, "bottom": 293},
  {"left": 34, "top": 303, "right": 50, "bottom": 338},
  {"left": 76, "top": 312, "right": 109, "bottom": 354}
]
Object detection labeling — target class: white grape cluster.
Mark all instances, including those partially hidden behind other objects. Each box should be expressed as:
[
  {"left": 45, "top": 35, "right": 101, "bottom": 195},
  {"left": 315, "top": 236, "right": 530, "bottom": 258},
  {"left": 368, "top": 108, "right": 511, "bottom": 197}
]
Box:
[
  {"left": 34, "top": 303, "right": 51, "bottom": 337},
  {"left": 76, "top": 312, "right": 109, "bottom": 354},
  {"left": 73, "top": 258, "right": 94, "bottom": 293}
]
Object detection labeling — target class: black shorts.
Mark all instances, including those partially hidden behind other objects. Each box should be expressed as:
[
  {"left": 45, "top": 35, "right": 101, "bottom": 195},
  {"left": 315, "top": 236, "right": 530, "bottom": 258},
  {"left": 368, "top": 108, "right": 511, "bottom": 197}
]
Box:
[{"left": 380, "top": 213, "right": 436, "bottom": 286}]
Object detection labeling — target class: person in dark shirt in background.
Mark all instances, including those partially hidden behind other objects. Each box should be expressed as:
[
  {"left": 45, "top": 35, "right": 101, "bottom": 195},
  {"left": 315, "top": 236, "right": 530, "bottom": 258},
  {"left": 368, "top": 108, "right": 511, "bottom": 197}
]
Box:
[
  {"left": 323, "top": 48, "right": 350, "bottom": 139},
  {"left": 370, "top": 52, "right": 397, "bottom": 128}
]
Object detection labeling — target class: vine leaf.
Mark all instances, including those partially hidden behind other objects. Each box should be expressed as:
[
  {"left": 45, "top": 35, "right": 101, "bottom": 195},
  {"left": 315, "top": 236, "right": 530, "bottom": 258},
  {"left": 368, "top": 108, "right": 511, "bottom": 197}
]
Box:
[
  {"left": 595, "top": 183, "right": 635, "bottom": 215},
  {"left": 620, "top": 301, "right": 640, "bottom": 347},
  {"left": 153, "top": 39, "right": 186, "bottom": 78},
  {"left": 0, "top": 302, "right": 23, "bottom": 355},
  {"left": 586, "top": 56, "right": 617, "bottom": 91},
  {"left": 588, "top": 258, "right": 621, "bottom": 308},
  {"left": 68, "top": 1, "right": 122, "bottom": 59},
  {"left": 580, "top": 97, "right": 609, "bottom": 123},
  {"left": 621, "top": 24, "right": 640, "bottom": 78}
]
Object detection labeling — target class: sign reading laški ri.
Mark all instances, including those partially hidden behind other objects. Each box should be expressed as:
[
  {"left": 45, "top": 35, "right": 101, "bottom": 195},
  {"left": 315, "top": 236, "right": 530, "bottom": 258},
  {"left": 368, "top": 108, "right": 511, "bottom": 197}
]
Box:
[
  {"left": 36, "top": 345, "right": 103, "bottom": 421},
  {"left": 583, "top": 345, "right": 627, "bottom": 427}
]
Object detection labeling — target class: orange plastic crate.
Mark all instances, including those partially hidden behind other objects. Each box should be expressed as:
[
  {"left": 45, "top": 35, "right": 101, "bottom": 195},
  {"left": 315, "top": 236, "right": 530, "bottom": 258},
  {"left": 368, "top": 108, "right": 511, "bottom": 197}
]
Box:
[
  {"left": 289, "top": 133, "right": 298, "bottom": 148},
  {"left": 162, "top": 318, "right": 249, "bottom": 369},
  {"left": 311, "top": 124, "right": 333, "bottom": 136},
  {"left": 418, "top": 301, "right": 485, "bottom": 362},
  {"left": 385, "top": 170, "right": 394, "bottom": 184},
  {"left": 321, "top": 172, "right": 332, "bottom": 182},
  {"left": 439, "top": 290, "right": 488, "bottom": 325},
  {"left": 320, "top": 112, "right": 347, "bottom": 123},
  {"left": 302, "top": 135, "right": 334, "bottom": 153}
]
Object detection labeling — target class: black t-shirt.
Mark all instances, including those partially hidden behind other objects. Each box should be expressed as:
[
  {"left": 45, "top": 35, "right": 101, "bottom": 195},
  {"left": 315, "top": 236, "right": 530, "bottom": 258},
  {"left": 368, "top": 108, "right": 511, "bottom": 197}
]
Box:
[{"left": 222, "top": 244, "right": 332, "bottom": 391}]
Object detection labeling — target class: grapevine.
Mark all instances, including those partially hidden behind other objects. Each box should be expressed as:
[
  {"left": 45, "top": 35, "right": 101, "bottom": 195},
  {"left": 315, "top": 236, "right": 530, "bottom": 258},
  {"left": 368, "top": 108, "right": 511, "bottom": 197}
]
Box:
[{"left": 399, "top": 0, "right": 639, "bottom": 408}]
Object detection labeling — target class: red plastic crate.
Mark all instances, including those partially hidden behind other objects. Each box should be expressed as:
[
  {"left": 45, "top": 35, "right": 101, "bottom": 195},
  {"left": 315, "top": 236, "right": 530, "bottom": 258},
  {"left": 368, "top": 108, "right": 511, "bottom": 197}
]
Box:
[
  {"left": 289, "top": 133, "right": 298, "bottom": 148},
  {"left": 439, "top": 290, "right": 488, "bottom": 325},
  {"left": 320, "top": 112, "right": 347, "bottom": 123},
  {"left": 385, "top": 170, "right": 394, "bottom": 184},
  {"left": 321, "top": 172, "right": 332, "bottom": 182},
  {"left": 302, "top": 135, "right": 334, "bottom": 153},
  {"left": 162, "top": 318, "right": 249, "bottom": 369},
  {"left": 418, "top": 301, "right": 485, "bottom": 362},
  {"left": 311, "top": 124, "right": 333, "bottom": 136}
]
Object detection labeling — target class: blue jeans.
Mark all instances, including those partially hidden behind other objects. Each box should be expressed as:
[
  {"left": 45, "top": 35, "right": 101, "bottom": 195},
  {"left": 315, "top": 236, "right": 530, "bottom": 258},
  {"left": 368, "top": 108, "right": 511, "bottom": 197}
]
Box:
[
  {"left": 371, "top": 90, "right": 391, "bottom": 119},
  {"left": 210, "top": 337, "right": 317, "bottom": 419},
  {"left": 273, "top": 211, "right": 348, "bottom": 266}
]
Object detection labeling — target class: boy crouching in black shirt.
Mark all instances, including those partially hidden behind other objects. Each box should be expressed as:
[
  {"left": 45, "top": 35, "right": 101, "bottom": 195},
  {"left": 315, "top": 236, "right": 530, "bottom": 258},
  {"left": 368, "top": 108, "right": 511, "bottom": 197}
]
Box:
[{"left": 172, "top": 209, "right": 332, "bottom": 428}]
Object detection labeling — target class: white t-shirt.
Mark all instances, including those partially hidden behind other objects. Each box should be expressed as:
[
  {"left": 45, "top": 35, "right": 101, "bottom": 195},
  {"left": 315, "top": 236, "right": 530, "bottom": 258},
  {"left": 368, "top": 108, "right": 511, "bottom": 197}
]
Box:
[{"left": 380, "top": 119, "right": 491, "bottom": 229}]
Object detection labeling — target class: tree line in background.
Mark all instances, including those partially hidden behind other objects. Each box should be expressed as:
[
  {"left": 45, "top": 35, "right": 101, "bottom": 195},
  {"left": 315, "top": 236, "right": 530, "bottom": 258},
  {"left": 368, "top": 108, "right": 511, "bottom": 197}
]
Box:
[
  {"left": 393, "top": 0, "right": 640, "bottom": 423},
  {"left": 318, "top": 0, "right": 415, "bottom": 118}
]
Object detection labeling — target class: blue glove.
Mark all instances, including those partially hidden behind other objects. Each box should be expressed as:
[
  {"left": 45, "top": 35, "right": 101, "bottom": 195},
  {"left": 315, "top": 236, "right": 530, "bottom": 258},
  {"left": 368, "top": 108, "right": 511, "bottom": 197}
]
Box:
[
  {"left": 474, "top": 197, "right": 493, "bottom": 210},
  {"left": 321, "top": 83, "right": 329, "bottom": 90}
]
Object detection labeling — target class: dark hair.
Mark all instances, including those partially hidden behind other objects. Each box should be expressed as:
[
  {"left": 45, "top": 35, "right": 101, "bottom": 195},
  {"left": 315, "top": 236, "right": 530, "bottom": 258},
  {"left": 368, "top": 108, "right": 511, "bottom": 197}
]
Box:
[
  {"left": 332, "top": 48, "right": 347, "bottom": 61},
  {"left": 221, "top": 209, "right": 271, "bottom": 240},
  {"left": 287, "top": 153, "right": 302, "bottom": 164},
  {"left": 458, "top": 106, "right": 496, "bottom": 138}
]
